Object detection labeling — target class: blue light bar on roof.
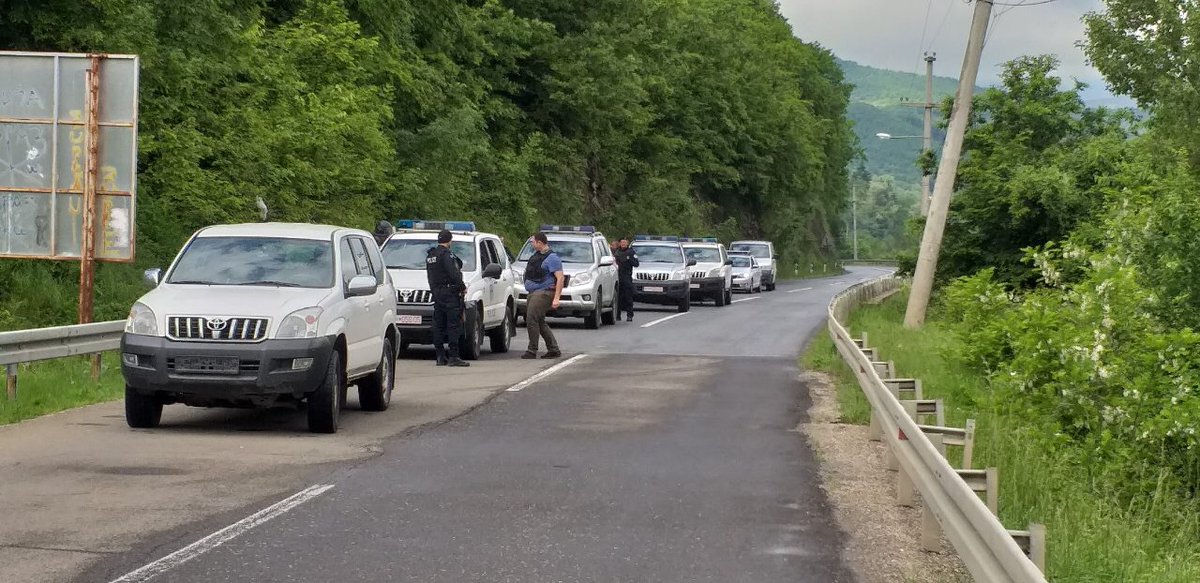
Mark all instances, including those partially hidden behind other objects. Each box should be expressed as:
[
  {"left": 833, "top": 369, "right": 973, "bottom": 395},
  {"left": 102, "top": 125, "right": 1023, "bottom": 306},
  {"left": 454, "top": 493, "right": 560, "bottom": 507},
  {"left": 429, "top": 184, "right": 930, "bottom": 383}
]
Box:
[
  {"left": 539, "top": 224, "right": 596, "bottom": 233},
  {"left": 394, "top": 219, "right": 476, "bottom": 232},
  {"left": 634, "top": 235, "right": 678, "bottom": 242}
]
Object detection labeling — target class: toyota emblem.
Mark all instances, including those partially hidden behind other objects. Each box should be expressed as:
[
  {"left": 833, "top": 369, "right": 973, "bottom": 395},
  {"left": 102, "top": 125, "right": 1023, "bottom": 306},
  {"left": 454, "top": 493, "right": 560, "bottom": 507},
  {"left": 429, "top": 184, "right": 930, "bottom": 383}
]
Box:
[
  {"left": 206, "top": 317, "right": 228, "bottom": 331},
  {"left": 399, "top": 290, "right": 413, "bottom": 302}
]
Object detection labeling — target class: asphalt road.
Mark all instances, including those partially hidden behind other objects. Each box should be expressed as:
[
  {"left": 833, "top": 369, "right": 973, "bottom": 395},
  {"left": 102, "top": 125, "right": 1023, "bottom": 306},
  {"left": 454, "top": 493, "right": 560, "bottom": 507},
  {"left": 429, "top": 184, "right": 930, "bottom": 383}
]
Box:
[{"left": 20, "top": 267, "right": 889, "bottom": 583}]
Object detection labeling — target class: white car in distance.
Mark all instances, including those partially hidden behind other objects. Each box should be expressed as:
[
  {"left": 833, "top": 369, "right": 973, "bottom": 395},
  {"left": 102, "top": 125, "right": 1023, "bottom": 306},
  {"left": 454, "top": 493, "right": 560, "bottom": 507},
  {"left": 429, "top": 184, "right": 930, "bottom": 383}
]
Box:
[
  {"left": 730, "top": 253, "right": 763, "bottom": 293},
  {"left": 120, "top": 223, "right": 400, "bottom": 434}
]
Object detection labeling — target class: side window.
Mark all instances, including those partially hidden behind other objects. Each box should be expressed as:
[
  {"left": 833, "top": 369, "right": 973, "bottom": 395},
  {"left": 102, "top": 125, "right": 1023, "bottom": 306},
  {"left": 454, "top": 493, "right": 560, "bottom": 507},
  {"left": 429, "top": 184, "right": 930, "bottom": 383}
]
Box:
[
  {"left": 348, "top": 238, "right": 373, "bottom": 280},
  {"left": 360, "top": 237, "right": 385, "bottom": 284},
  {"left": 479, "top": 240, "right": 493, "bottom": 267},
  {"left": 339, "top": 239, "right": 358, "bottom": 284},
  {"left": 484, "top": 239, "right": 503, "bottom": 268}
]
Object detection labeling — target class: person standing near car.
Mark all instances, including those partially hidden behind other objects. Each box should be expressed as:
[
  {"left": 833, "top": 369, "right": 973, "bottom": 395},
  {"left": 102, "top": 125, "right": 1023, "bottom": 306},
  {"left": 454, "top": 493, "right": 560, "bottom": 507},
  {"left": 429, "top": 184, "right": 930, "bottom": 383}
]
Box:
[
  {"left": 426, "top": 229, "right": 469, "bottom": 367},
  {"left": 614, "top": 237, "right": 639, "bottom": 322},
  {"left": 522, "top": 232, "right": 564, "bottom": 359}
]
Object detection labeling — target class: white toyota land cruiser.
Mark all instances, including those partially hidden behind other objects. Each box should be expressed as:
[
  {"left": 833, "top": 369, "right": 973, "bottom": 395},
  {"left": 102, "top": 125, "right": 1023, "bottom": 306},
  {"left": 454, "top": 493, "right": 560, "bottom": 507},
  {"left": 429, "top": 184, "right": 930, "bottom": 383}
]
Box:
[
  {"left": 681, "top": 237, "right": 733, "bottom": 307},
  {"left": 513, "top": 225, "right": 619, "bottom": 329},
  {"left": 380, "top": 220, "right": 516, "bottom": 359},
  {"left": 120, "top": 223, "right": 400, "bottom": 434}
]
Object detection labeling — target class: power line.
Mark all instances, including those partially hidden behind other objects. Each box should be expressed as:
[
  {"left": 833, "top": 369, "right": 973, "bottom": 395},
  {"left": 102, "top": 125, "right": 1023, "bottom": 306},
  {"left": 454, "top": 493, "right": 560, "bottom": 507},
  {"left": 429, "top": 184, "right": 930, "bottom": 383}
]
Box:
[{"left": 990, "top": 0, "right": 1063, "bottom": 6}]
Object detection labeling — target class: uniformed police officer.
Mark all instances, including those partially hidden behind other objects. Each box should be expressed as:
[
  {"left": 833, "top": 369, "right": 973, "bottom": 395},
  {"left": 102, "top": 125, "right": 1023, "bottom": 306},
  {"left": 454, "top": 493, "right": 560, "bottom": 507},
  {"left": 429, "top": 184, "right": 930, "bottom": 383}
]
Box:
[
  {"left": 614, "top": 237, "right": 639, "bottom": 322},
  {"left": 426, "top": 229, "right": 469, "bottom": 367}
]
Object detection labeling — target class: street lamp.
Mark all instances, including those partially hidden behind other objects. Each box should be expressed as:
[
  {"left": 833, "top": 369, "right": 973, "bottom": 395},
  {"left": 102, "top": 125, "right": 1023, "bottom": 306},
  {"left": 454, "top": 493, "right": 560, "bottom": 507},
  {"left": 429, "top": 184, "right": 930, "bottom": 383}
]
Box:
[{"left": 876, "top": 132, "right": 923, "bottom": 140}]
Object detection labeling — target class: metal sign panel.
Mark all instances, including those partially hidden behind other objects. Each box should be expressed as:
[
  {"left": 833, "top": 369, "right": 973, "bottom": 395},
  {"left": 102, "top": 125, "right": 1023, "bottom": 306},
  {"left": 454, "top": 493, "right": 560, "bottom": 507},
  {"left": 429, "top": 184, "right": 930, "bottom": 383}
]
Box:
[{"left": 0, "top": 52, "right": 138, "bottom": 262}]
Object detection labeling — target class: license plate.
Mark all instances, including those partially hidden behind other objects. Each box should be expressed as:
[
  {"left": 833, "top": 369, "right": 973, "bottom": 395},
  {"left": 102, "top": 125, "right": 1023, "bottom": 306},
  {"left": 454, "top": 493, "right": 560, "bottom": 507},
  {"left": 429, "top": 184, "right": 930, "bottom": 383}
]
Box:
[
  {"left": 644, "top": 286, "right": 664, "bottom": 293},
  {"left": 397, "top": 314, "right": 422, "bottom": 325},
  {"left": 689, "top": 283, "right": 700, "bottom": 289},
  {"left": 176, "top": 356, "right": 238, "bottom": 374}
]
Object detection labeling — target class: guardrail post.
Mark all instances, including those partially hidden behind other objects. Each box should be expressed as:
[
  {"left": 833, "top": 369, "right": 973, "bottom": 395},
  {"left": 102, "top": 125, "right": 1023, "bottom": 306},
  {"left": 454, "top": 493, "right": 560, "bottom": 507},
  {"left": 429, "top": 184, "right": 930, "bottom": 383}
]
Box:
[
  {"left": 962, "top": 419, "right": 976, "bottom": 470},
  {"left": 90, "top": 354, "right": 102, "bottom": 381},
  {"left": 868, "top": 412, "right": 882, "bottom": 442},
  {"left": 5, "top": 364, "right": 15, "bottom": 401},
  {"left": 897, "top": 453, "right": 914, "bottom": 507},
  {"left": 921, "top": 433, "right": 946, "bottom": 551},
  {"left": 1009, "top": 523, "right": 1047, "bottom": 573}
]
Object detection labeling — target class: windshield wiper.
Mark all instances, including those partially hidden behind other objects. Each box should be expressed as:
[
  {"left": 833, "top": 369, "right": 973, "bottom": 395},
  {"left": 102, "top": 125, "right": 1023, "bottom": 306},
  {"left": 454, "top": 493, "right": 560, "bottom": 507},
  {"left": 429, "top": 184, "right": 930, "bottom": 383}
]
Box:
[
  {"left": 242, "top": 280, "right": 304, "bottom": 287},
  {"left": 169, "top": 280, "right": 215, "bottom": 285}
]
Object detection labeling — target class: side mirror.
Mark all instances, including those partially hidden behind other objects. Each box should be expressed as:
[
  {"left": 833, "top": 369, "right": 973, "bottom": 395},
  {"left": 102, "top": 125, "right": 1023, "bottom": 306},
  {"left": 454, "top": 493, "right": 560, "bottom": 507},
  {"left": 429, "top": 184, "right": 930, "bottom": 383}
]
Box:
[
  {"left": 346, "top": 275, "right": 378, "bottom": 297},
  {"left": 143, "top": 268, "right": 162, "bottom": 287},
  {"left": 482, "top": 262, "right": 504, "bottom": 279},
  {"left": 599, "top": 256, "right": 615, "bottom": 267},
  {"left": 773, "top": 254, "right": 780, "bottom": 260},
  {"left": 724, "top": 259, "right": 733, "bottom": 266},
  {"left": 686, "top": 258, "right": 698, "bottom": 267}
]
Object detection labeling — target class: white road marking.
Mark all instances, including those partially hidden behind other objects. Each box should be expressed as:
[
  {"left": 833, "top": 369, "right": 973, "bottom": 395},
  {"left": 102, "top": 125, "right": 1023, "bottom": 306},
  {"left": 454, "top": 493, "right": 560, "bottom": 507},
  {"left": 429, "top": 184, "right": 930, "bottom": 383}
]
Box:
[
  {"left": 640, "top": 313, "right": 689, "bottom": 328},
  {"left": 731, "top": 297, "right": 762, "bottom": 304},
  {"left": 788, "top": 287, "right": 814, "bottom": 294},
  {"left": 110, "top": 484, "right": 335, "bottom": 583},
  {"left": 506, "top": 354, "right": 588, "bottom": 392}
]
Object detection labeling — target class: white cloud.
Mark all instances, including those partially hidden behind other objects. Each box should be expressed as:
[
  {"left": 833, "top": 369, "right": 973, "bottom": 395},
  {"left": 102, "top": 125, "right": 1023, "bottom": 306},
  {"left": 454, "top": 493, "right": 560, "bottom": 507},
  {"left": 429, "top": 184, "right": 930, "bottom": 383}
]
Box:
[{"left": 779, "top": 0, "right": 1109, "bottom": 92}]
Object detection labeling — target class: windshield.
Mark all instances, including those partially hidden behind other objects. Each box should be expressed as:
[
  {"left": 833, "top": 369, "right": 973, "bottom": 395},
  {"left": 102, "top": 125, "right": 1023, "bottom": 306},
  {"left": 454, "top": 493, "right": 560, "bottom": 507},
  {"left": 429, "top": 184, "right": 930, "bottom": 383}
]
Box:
[
  {"left": 381, "top": 238, "right": 477, "bottom": 271},
  {"left": 731, "top": 256, "right": 753, "bottom": 268},
  {"left": 517, "top": 240, "right": 595, "bottom": 264},
  {"left": 684, "top": 247, "right": 721, "bottom": 263},
  {"left": 167, "top": 237, "right": 334, "bottom": 288},
  {"left": 730, "top": 243, "right": 770, "bottom": 259},
  {"left": 633, "top": 244, "right": 684, "bottom": 263}
]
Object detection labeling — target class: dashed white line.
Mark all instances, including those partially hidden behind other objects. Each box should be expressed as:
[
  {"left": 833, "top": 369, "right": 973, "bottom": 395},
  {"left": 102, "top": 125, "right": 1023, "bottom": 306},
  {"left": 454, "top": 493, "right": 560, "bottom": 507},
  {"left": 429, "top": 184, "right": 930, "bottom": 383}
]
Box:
[
  {"left": 641, "top": 313, "right": 689, "bottom": 328},
  {"left": 788, "top": 287, "right": 814, "bottom": 294},
  {"left": 506, "top": 354, "right": 588, "bottom": 392},
  {"left": 731, "top": 297, "right": 762, "bottom": 304},
  {"left": 110, "top": 484, "right": 335, "bottom": 583}
]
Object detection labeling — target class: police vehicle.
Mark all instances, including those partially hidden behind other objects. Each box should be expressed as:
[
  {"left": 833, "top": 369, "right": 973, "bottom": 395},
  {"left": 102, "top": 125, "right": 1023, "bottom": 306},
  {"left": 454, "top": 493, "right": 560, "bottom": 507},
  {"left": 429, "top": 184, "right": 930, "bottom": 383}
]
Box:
[
  {"left": 680, "top": 237, "right": 733, "bottom": 307},
  {"left": 121, "top": 223, "right": 399, "bottom": 433},
  {"left": 729, "top": 239, "right": 778, "bottom": 291},
  {"left": 730, "top": 253, "right": 764, "bottom": 293},
  {"left": 630, "top": 235, "right": 696, "bottom": 313},
  {"left": 380, "top": 220, "right": 517, "bottom": 360},
  {"left": 513, "top": 225, "right": 619, "bottom": 329}
]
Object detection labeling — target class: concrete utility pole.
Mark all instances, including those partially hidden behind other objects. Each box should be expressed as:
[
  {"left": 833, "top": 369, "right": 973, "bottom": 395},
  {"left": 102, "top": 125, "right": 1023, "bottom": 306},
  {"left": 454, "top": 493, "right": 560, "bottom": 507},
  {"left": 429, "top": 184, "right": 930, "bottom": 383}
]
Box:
[
  {"left": 904, "top": 0, "right": 993, "bottom": 328},
  {"left": 852, "top": 181, "right": 859, "bottom": 260},
  {"left": 920, "top": 52, "right": 936, "bottom": 217}
]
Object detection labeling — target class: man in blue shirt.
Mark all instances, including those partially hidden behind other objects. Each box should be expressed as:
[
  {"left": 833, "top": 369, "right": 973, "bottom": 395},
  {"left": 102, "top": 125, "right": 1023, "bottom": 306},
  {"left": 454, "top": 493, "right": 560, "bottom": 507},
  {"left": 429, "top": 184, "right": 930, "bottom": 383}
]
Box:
[{"left": 522, "top": 232, "right": 564, "bottom": 359}]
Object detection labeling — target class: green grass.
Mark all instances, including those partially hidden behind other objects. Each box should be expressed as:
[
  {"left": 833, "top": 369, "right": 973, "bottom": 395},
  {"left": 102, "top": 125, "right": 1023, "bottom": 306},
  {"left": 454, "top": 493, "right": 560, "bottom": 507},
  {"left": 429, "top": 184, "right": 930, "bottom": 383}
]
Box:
[
  {"left": 806, "top": 289, "right": 1200, "bottom": 582},
  {"left": 0, "top": 353, "right": 124, "bottom": 425}
]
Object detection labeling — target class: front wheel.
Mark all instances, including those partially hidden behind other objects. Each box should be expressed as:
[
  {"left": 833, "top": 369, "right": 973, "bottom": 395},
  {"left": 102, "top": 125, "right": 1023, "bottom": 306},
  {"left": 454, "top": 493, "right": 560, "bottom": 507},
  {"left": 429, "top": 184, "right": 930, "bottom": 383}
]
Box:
[
  {"left": 460, "top": 305, "right": 483, "bottom": 361},
  {"left": 584, "top": 295, "right": 601, "bottom": 329},
  {"left": 359, "top": 338, "right": 394, "bottom": 412},
  {"left": 307, "top": 349, "right": 343, "bottom": 434},
  {"left": 602, "top": 287, "right": 617, "bottom": 326},
  {"left": 677, "top": 294, "right": 690, "bottom": 313},
  {"left": 125, "top": 387, "right": 163, "bottom": 429},
  {"left": 713, "top": 287, "right": 727, "bottom": 307},
  {"left": 488, "top": 307, "right": 514, "bottom": 353}
]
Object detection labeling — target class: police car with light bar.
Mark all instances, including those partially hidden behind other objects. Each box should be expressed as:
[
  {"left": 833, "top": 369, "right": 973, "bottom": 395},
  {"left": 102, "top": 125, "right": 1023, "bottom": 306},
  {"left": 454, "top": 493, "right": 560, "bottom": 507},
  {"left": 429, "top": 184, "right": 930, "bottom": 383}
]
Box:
[
  {"left": 513, "top": 225, "right": 619, "bottom": 329},
  {"left": 380, "top": 220, "right": 517, "bottom": 359},
  {"left": 680, "top": 237, "right": 733, "bottom": 307},
  {"left": 630, "top": 235, "right": 696, "bottom": 313}
]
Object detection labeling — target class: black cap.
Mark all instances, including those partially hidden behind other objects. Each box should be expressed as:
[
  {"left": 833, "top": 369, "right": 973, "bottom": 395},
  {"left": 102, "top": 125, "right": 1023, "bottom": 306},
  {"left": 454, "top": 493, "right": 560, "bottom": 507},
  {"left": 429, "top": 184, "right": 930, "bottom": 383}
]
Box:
[{"left": 437, "top": 229, "right": 453, "bottom": 243}]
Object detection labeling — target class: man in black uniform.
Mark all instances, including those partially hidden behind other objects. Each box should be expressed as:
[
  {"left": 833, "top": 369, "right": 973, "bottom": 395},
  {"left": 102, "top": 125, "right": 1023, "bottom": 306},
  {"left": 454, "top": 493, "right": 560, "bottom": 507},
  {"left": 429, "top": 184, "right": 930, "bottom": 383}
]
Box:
[
  {"left": 614, "top": 237, "right": 639, "bottom": 322},
  {"left": 426, "top": 229, "right": 469, "bottom": 367}
]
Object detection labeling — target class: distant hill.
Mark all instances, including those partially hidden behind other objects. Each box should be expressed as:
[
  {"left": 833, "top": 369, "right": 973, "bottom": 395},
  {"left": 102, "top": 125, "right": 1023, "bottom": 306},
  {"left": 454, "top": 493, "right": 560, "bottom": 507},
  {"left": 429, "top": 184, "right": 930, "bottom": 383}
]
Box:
[{"left": 837, "top": 58, "right": 962, "bottom": 107}]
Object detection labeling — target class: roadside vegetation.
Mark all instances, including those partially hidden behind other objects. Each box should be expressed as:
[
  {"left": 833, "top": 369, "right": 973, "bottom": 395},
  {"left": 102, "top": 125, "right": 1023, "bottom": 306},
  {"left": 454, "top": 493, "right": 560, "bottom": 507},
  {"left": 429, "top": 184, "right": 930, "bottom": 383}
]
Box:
[{"left": 0, "top": 355, "right": 124, "bottom": 425}]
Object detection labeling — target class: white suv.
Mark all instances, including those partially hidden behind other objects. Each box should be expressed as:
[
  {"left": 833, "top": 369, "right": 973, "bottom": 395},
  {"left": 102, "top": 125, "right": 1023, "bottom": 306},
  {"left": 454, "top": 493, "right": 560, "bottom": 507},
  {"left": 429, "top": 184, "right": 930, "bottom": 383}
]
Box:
[
  {"left": 513, "top": 225, "right": 619, "bottom": 329},
  {"left": 380, "top": 220, "right": 517, "bottom": 359},
  {"left": 120, "top": 223, "right": 400, "bottom": 434},
  {"left": 729, "top": 240, "right": 778, "bottom": 291},
  {"left": 681, "top": 238, "right": 733, "bottom": 307}
]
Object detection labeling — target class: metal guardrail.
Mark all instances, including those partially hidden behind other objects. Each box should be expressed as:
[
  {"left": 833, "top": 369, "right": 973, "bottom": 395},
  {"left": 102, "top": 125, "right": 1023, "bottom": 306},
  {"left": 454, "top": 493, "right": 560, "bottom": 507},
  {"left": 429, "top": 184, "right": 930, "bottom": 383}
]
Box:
[
  {"left": 1, "top": 320, "right": 124, "bottom": 400},
  {"left": 827, "top": 277, "right": 1047, "bottom": 583}
]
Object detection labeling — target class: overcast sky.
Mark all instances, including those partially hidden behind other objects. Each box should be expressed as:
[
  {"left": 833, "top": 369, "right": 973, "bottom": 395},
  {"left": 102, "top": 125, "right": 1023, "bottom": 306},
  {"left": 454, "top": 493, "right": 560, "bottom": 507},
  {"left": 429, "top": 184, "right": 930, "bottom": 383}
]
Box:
[{"left": 778, "top": 0, "right": 1122, "bottom": 103}]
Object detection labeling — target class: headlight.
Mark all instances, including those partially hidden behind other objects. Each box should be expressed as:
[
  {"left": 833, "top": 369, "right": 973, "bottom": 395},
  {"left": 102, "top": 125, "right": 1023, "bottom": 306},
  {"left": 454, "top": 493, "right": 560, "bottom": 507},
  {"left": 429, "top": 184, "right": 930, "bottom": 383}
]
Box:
[
  {"left": 571, "top": 271, "right": 594, "bottom": 286},
  {"left": 671, "top": 269, "right": 689, "bottom": 281},
  {"left": 125, "top": 303, "right": 159, "bottom": 335},
  {"left": 277, "top": 307, "right": 323, "bottom": 339},
  {"left": 708, "top": 268, "right": 723, "bottom": 277}
]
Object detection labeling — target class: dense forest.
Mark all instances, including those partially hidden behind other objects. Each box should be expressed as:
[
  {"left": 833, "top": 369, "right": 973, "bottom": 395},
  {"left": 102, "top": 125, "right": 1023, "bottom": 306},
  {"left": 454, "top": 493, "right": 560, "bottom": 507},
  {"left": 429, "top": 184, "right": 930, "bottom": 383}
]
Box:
[{"left": 0, "top": 0, "right": 856, "bottom": 329}]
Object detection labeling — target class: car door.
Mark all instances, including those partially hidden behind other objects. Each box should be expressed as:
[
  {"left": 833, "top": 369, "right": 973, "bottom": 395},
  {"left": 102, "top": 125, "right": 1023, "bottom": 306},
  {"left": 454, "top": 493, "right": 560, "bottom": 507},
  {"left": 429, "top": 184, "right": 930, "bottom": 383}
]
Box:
[
  {"left": 485, "top": 238, "right": 513, "bottom": 322},
  {"left": 345, "top": 237, "right": 383, "bottom": 374},
  {"left": 596, "top": 238, "right": 615, "bottom": 304}
]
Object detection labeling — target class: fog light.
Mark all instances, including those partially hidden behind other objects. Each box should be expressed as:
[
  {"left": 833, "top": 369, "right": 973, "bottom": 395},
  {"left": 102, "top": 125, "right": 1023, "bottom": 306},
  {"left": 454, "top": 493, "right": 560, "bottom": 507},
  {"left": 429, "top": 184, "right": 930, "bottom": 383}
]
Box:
[
  {"left": 122, "top": 353, "right": 139, "bottom": 367},
  {"left": 582, "top": 294, "right": 592, "bottom": 301},
  {"left": 292, "top": 358, "right": 314, "bottom": 371}
]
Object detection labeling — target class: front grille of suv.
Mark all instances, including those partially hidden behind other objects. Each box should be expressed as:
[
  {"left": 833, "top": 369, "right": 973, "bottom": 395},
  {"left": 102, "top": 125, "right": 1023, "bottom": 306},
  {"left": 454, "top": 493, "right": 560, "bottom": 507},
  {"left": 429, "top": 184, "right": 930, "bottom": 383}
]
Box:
[
  {"left": 167, "top": 316, "right": 269, "bottom": 342},
  {"left": 396, "top": 289, "right": 434, "bottom": 305},
  {"left": 692, "top": 271, "right": 709, "bottom": 280},
  {"left": 636, "top": 272, "right": 670, "bottom": 282}
]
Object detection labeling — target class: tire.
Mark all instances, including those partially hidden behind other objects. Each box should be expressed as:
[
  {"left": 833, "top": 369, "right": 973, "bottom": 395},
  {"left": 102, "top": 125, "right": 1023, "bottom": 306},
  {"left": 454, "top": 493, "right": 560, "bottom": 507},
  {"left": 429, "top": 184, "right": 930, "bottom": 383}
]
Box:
[
  {"left": 602, "top": 287, "right": 617, "bottom": 326},
  {"left": 125, "top": 386, "right": 163, "bottom": 429},
  {"left": 584, "top": 297, "right": 601, "bottom": 329},
  {"left": 489, "top": 307, "right": 514, "bottom": 353},
  {"left": 307, "top": 349, "right": 342, "bottom": 434},
  {"left": 459, "top": 305, "right": 483, "bottom": 361},
  {"left": 399, "top": 340, "right": 410, "bottom": 352},
  {"left": 677, "top": 294, "right": 690, "bottom": 313},
  {"left": 359, "top": 338, "right": 394, "bottom": 412},
  {"left": 724, "top": 288, "right": 733, "bottom": 305},
  {"left": 713, "top": 287, "right": 726, "bottom": 307}
]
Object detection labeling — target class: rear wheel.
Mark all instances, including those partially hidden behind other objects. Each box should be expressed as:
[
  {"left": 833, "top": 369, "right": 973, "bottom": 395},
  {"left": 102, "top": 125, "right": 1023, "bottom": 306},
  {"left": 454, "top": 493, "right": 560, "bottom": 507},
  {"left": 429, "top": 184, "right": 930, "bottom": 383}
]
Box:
[
  {"left": 724, "top": 288, "right": 733, "bottom": 305},
  {"left": 359, "top": 338, "right": 394, "bottom": 412},
  {"left": 489, "top": 307, "right": 514, "bottom": 353},
  {"left": 307, "top": 350, "right": 342, "bottom": 434},
  {"left": 460, "top": 305, "right": 483, "bottom": 360},
  {"left": 125, "top": 387, "right": 163, "bottom": 429}
]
